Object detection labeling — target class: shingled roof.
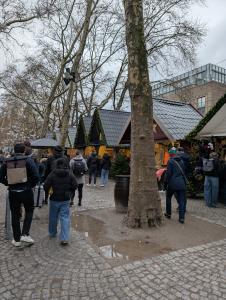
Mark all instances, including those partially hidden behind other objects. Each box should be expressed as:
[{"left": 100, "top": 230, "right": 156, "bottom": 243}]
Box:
[
  {"left": 99, "top": 110, "right": 130, "bottom": 146},
  {"left": 153, "top": 98, "right": 202, "bottom": 141},
  {"left": 31, "top": 138, "right": 58, "bottom": 148},
  {"left": 89, "top": 109, "right": 130, "bottom": 147},
  {"left": 83, "top": 116, "right": 92, "bottom": 134},
  {"left": 55, "top": 127, "right": 77, "bottom": 148}
]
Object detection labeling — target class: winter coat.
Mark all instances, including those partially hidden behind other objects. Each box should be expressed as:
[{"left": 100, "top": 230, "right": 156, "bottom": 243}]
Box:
[
  {"left": 87, "top": 154, "right": 99, "bottom": 171},
  {"left": 44, "top": 152, "right": 69, "bottom": 179},
  {"left": 166, "top": 156, "right": 187, "bottom": 191},
  {"left": 100, "top": 154, "right": 111, "bottom": 170},
  {"left": 176, "top": 152, "right": 191, "bottom": 176},
  {"left": 202, "top": 158, "right": 220, "bottom": 177},
  {"left": 44, "top": 168, "right": 77, "bottom": 202},
  {"left": 69, "top": 155, "right": 88, "bottom": 185},
  {"left": 0, "top": 154, "right": 39, "bottom": 191}
]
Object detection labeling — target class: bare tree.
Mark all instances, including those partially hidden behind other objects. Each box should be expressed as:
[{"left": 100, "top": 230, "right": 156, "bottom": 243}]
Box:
[
  {"left": 0, "top": 0, "right": 56, "bottom": 49},
  {"left": 123, "top": 0, "right": 162, "bottom": 228}
]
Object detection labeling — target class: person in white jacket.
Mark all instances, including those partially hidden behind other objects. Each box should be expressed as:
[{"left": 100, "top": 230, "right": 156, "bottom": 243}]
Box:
[{"left": 69, "top": 151, "right": 88, "bottom": 206}]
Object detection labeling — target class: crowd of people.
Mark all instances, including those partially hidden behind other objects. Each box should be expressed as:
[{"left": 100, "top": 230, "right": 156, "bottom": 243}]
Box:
[
  {"left": 164, "top": 143, "right": 226, "bottom": 224},
  {"left": 0, "top": 143, "right": 112, "bottom": 247},
  {"left": 1, "top": 139, "right": 226, "bottom": 248}
]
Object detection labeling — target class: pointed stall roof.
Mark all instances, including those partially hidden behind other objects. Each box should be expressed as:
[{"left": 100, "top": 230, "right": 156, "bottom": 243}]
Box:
[
  {"left": 89, "top": 109, "right": 131, "bottom": 147},
  {"left": 118, "top": 98, "right": 202, "bottom": 144},
  {"left": 74, "top": 115, "right": 92, "bottom": 148},
  {"left": 153, "top": 98, "right": 202, "bottom": 141},
  {"left": 187, "top": 93, "right": 226, "bottom": 139}
]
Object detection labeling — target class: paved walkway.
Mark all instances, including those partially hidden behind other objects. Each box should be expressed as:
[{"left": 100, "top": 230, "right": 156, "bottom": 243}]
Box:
[{"left": 1, "top": 181, "right": 226, "bottom": 299}]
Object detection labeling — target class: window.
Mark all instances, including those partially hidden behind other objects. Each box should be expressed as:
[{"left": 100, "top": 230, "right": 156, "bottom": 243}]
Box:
[{"left": 197, "top": 96, "right": 206, "bottom": 115}]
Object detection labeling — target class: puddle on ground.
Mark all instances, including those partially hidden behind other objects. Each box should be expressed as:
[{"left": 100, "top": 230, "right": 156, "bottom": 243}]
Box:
[{"left": 71, "top": 213, "right": 173, "bottom": 263}]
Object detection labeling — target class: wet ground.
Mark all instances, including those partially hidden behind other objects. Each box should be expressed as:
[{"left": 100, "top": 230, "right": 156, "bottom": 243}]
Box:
[{"left": 71, "top": 208, "right": 226, "bottom": 266}]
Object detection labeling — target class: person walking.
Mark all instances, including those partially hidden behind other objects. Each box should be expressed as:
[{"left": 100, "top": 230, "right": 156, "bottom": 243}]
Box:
[
  {"left": 43, "top": 146, "right": 69, "bottom": 204},
  {"left": 100, "top": 153, "right": 111, "bottom": 186},
  {"left": 0, "top": 143, "right": 39, "bottom": 247},
  {"left": 69, "top": 151, "right": 88, "bottom": 206},
  {"left": 164, "top": 148, "right": 188, "bottom": 224},
  {"left": 203, "top": 152, "right": 220, "bottom": 208},
  {"left": 87, "top": 151, "right": 99, "bottom": 186},
  {"left": 44, "top": 158, "right": 77, "bottom": 245}
]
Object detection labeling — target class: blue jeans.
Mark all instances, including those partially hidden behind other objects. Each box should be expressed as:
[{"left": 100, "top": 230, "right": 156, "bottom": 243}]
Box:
[
  {"left": 204, "top": 176, "right": 219, "bottom": 207},
  {"left": 166, "top": 189, "right": 186, "bottom": 221},
  {"left": 100, "top": 169, "right": 109, "bottom": 185},
  {"left": 49, "top": 200, "right": 70, "bottom": 241}
]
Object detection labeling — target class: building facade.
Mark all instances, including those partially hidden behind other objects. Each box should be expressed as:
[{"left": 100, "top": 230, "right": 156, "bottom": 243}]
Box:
[{"left": 152, "top": 64, "right": 226, "bottom": 115}]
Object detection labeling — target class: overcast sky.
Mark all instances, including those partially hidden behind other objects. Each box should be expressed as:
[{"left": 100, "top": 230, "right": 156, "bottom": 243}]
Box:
[
  {"left": 192, "top": 0, "right": 226, "bottom": 68},
  {"left": 0, "top": 0, "right": 226, "bottom": 74}
]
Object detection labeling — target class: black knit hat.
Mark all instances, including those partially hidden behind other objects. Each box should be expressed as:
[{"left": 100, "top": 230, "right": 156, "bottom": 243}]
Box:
[{"left": 14, "top": 143, "right": 25, "bottom": 154}]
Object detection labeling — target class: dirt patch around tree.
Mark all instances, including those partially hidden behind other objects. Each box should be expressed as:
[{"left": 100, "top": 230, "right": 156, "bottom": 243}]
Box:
[{"left": 71, "top": 207, "right": 226, "bottom": 266}]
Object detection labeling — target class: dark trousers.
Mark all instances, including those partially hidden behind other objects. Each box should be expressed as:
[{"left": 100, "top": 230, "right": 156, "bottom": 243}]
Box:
[
  {"left": 71, "top": 184, "right": 84, "bottom": 205},
  {"left": 166, "top": 188, "right": 186, "bottom": 221},
  {"left": 9, "top": 190, "right": 34, "bottom": 242},
  {"left": 89, "top": 169, "right": 97, "bottom": 184}
]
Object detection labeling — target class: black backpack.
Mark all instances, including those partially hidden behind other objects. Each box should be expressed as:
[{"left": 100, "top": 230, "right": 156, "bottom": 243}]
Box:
[{"left": 72, "top": 159, "right": 85, "bottom": 176}]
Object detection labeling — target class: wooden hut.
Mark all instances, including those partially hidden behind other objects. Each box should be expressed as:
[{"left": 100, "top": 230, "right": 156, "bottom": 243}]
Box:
[
  {"left": 88, "top": 109, "right": 131, "bottom": 158},
  {"left": 119, "top": 98, "right": 202, "bottom": 167}
]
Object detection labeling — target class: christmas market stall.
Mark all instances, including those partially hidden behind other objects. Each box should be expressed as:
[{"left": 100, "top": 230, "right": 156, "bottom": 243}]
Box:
[
  {"left": 119, "top": 98, "right": 203, "bottom": 167},
  {"left": 88, "top": 109, "right": 131, "bottom": 158},
  {"left": 187, "top": 93, "right": 226, "bottom": 158}
]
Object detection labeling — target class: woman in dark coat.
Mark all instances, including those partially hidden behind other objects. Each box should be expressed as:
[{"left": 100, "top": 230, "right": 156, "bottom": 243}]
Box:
[
  {"left": 165, "top": 152, "right": 188, "bottom": 224},
  {"left": 44, "top": 158, "right": 77, "bottom": 245}
]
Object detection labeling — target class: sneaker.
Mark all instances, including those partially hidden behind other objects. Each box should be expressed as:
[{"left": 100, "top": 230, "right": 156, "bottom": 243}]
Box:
[
  {"left": 179, "top": 219, "right": 184, "bottom": 224},
  {"left": 11, "top": 239, "right": 21, "bottom": 247},
  {"left": 100, "top": 184, "right": 104, "bottom": 187},
  {"left": 60, "top": 241, "right": 68, "bottom": 246},
  {"left": 20, "top": 235, "right": 34, "bottom": 244},
  {"left": 164, "top": 213, "right": 171, "bottom": 219},
  {"left": 86, "top": 184, "right": 90, "bottom": 186}
]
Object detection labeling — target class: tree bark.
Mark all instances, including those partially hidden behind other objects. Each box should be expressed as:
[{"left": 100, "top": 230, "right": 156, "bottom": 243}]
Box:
[
  {"left": 59, "top": 0, "right": 93, "bottom": 147},
  {"left": 123, "top": 0, "right": 162, "bottom": 228}
]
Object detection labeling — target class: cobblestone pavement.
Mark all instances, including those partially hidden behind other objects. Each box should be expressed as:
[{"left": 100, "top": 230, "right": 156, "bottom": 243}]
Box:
[{"left": 1, "top": 182, "right": 226, "bottom": 299}]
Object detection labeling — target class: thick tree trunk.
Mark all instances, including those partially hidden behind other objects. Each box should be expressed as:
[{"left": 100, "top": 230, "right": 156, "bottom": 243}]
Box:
[{"left": 124, "top": 0, "right": 162, "bottom": 227}]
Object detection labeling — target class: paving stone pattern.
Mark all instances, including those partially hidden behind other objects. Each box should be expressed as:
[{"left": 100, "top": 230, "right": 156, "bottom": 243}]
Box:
[{"left": 1, "top": 182, "right": 226, "bottom": 299}]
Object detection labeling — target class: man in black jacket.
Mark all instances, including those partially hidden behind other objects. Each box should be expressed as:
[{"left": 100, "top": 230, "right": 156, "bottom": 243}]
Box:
[
  {"left": 43, "top": 146, "right": 68, "bottom": 204},
  {"left": 44, "top": 158, "right": 77, "bottom": 245},
  {"left": 0, "top": 143, "right": 39, "bottom": 247}
]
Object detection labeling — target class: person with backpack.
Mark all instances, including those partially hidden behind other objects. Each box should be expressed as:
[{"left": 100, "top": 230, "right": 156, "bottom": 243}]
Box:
[
  {"left": 164, "top": 148, "right": 188, "bottom": 224},
  {"left": 44, "top": 158, "right": 77, "bottom": 245},
  {"left": 203, "top": 151, "right": 220, "bottom": 208},
  {"left": 86, "top": 151, "right": 99, "bottom": 186},
  {"left": 100, "top": 153, "right": 111, "bottom": 187},
  {"left": 0, "top": 143, "right": 39, "bottom": 247},
  {"left": 69, "top": 151, "right": 88, "bottom": 206}
]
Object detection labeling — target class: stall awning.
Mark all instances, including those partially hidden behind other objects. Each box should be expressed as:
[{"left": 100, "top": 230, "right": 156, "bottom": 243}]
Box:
[{"left": 197, "top": 103, "right": 226, "bottom": 138}]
